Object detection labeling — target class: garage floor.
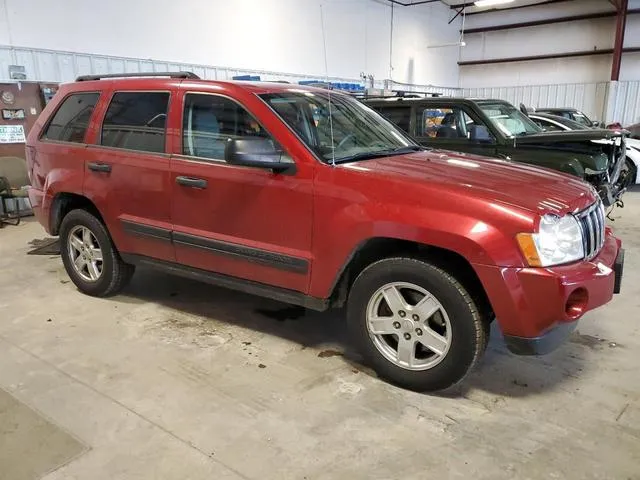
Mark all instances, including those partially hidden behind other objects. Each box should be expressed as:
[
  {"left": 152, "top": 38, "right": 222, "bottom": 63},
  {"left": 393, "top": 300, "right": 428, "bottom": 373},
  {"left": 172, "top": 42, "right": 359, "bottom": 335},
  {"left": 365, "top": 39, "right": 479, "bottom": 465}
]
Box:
[{"left": 1, "top": 191, "right": 639, "bottom": 480}]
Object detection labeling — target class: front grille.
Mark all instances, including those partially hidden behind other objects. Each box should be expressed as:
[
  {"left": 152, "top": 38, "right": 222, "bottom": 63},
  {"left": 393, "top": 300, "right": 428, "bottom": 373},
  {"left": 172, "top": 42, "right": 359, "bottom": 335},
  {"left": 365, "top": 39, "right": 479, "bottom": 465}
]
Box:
[{"left": 576, "top": 201, "right": 605, "bottom": 260}]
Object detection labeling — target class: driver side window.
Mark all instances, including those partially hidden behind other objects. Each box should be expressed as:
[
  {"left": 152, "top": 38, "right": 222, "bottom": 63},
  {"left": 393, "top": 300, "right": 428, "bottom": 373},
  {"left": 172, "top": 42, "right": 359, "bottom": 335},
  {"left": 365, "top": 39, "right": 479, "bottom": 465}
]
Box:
[
  {"left": 182, "top": 93, "right": 276, "bottom": 161},
  {"left": 417, "top": 106, "right": 493, "bottom": 143}
]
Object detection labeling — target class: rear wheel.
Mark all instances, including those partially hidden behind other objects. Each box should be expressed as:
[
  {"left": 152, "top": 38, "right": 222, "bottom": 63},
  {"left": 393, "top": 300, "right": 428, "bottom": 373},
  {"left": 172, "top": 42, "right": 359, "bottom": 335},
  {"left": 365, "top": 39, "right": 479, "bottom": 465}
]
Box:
[
  {"left": 59, "top": 209, "right": 134, "bottom": 297},
  {"left": 347, "top": 257, "right": 488, "bottom": 392}
]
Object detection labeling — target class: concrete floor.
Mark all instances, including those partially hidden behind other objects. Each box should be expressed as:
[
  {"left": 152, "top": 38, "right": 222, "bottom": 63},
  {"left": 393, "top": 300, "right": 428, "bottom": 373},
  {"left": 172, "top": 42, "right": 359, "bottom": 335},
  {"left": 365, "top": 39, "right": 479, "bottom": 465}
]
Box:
[{"left": 1, "top": 191, "right": 639, "bottom": 480}]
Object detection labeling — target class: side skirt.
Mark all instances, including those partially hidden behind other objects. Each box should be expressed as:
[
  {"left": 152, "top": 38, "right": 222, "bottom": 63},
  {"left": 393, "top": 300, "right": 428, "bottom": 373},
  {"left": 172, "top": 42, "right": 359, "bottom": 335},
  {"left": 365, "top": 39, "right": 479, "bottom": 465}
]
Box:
[{"left": 121, "top": 253, "right": 329, "bottom": 312}]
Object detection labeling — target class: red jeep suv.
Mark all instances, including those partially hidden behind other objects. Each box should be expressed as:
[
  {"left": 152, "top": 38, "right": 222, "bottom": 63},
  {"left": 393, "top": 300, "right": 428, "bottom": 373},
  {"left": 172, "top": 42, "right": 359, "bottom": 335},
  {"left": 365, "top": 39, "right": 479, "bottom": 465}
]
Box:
[{"left": 26, "top": 73, "right": 624, "bottom": 391}]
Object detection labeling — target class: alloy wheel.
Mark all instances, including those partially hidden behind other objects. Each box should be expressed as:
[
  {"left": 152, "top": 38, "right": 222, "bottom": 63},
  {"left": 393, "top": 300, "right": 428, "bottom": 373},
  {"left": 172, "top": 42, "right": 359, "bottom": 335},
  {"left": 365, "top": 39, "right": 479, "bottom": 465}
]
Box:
[
  {"left": 68, "top": 225, "right": 104, "bottom": 282},
  {"left": 366, "top": 282, "right": 452, "bottom": 371}
]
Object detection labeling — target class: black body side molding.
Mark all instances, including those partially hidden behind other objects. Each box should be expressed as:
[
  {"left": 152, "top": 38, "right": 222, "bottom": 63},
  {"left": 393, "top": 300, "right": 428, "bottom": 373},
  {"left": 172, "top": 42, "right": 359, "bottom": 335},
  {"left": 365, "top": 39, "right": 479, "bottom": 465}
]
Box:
[
  {"left": 121, "top": 254, "right": 328, "bottom": 311},
  {"left": 119, "top": 220, "right": 309, "bottom": 274}
]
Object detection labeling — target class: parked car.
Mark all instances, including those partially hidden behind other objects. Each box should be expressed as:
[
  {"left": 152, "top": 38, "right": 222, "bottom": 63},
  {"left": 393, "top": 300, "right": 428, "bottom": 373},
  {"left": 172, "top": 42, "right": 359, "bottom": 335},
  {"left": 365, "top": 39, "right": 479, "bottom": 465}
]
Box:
[
  {"left": 26, "top": 73, "right": 624, "bottom": 391},
  {"left": 364, "top": 96, "right": 628, "bottom": 207},
  {"left": 626, "top": 122, "right": 640, "bottom": 139},
  {"left": 533, "top": 107, "right": 601, "bottom": 128},
  {"left": 529, "top": 112, "right": 639, "bottom": 186}
]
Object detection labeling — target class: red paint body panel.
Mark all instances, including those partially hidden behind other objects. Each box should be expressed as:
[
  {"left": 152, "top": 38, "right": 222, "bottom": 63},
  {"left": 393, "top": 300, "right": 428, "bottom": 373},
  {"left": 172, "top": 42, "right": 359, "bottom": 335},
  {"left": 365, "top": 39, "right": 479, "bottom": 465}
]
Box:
[
  {"left": 474, "top": 231, "right": 620, "bottom": 338},
  {"left": 167, "top": 86, "right": 314, "bottom": 292},
  {"left": 25, "top": 77, "right": 622, "bottom": 344}
]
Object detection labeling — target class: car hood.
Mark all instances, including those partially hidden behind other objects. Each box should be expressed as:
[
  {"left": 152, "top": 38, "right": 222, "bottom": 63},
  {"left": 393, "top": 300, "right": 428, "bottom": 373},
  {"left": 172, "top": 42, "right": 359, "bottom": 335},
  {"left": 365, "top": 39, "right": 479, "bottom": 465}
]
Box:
[
  {"left": 345, "top": 150, "right": 596, "bottom": 215},
  {"left": 514, "top": 129, "right": 625, "bottom": 144}
]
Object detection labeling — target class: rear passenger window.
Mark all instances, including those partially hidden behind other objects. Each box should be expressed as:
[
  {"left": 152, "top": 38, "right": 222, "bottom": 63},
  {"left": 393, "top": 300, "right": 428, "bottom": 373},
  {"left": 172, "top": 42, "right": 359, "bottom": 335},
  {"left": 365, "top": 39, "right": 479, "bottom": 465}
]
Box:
[
  {"left": 42, "top": 93, "right": 99, "bottom": 143},
  {"left": 101, "top": 92, "right": 170, "bottom": 153},
  {"left": 376, "top": 106, "right": 411, "bottom": 133},
  {"left": 182, "top": 93, "right": 273, "bottom": 160}
]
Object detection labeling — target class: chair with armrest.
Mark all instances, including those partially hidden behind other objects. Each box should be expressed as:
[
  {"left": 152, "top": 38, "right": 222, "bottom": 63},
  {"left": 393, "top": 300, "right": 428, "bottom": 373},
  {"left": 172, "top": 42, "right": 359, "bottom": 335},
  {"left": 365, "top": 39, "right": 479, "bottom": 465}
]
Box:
[{"left": 0, "top": 156, "right": 30, "bottom": 227}]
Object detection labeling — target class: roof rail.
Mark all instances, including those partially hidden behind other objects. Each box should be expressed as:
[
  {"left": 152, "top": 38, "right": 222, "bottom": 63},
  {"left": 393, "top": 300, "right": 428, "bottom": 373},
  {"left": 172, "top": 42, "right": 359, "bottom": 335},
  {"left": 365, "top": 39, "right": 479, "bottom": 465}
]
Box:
[
  {"left": 352, "top": 89, "right": 443, "bottom": 100},
  {"left": 75, "top": 71, "right": 200, "bottom": 82}
]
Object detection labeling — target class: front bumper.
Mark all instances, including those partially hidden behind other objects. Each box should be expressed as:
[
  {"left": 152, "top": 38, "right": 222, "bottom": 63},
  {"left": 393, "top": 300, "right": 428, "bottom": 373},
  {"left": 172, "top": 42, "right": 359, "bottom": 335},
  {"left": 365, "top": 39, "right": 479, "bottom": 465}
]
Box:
[{"left": 474, "top": 231, "right": 622, "bottom": 355}]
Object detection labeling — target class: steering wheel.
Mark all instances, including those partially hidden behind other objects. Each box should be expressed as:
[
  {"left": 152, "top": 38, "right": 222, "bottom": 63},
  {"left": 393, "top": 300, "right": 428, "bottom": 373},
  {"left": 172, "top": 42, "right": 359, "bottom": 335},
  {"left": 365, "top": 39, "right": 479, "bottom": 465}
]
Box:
[{"left": 336, "top": 133, "right": 356, "bottom": 150}]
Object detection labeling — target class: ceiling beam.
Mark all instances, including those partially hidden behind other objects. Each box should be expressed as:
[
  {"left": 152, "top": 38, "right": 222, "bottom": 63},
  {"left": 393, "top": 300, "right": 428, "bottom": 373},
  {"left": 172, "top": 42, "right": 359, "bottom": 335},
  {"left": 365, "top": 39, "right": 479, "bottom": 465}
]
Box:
[
  {"left": 461, "top": 8, "right": 640, "bottom": 33},
  {"left": 458, "top": 47, "right": 640, "bottom": 66},
  {"left": 386, "top": 0, "right": 440, "bottom": 6},
  {"left": 451, "top": 0, "right": 581, "bottom": 16}
]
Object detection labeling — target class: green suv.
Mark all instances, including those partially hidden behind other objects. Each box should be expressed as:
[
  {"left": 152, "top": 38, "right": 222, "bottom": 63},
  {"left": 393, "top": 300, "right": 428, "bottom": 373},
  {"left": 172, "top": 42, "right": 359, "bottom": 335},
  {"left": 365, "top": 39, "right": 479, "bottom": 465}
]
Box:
[{"left": 364, "top": 96, "right": 629, "bottom": 207}]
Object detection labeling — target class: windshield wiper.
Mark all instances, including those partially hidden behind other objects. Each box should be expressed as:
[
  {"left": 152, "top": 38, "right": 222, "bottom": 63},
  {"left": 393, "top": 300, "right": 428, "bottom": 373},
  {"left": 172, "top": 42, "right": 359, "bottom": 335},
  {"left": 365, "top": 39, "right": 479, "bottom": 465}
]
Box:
[{"left": 334, "top": 145, "right": 425, "bottom": 164}]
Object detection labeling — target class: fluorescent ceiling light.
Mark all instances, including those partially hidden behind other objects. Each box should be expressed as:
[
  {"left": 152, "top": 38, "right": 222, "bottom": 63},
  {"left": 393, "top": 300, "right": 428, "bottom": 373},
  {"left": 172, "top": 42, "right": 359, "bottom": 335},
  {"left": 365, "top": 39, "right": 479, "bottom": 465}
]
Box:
[
  {"left": 474, "top": 0, "right": 515, "bottom": 7},
  {"left": 426, "top": 41, "right": 466, "bottom": 48}
]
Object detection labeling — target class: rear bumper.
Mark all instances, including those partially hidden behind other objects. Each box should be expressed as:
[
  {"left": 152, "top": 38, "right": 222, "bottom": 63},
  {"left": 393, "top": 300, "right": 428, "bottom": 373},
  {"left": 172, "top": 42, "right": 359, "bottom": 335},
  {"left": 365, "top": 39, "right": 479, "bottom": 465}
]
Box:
[{"left": 474, "top": 231, "right": 622, "bottom": 355}]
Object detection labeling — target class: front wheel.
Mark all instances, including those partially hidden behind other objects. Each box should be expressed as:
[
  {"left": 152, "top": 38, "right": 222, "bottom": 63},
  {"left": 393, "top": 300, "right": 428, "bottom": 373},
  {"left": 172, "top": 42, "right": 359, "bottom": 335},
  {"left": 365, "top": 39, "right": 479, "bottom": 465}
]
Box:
[{"left": 347, "top": 257, "right": 488, "bottom": 392}]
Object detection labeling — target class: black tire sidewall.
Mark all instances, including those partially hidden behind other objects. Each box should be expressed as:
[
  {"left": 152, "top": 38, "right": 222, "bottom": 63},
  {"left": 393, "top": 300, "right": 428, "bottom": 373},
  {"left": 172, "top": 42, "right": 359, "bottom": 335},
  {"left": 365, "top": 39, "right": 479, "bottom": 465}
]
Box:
[
  {"left": 347, "top": 258, "right": 483, "bottom": 392},
  {"left": 59, "top": 210, "right": 118, "bottom": 296}
]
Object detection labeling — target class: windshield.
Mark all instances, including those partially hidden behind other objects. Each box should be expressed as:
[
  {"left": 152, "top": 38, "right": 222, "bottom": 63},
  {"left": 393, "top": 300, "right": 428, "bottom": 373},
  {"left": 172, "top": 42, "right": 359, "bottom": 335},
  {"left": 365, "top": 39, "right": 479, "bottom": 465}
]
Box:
[
  {"left": 259, "top": 91, "right": 418, "bottom": 163},
  {"left": 479, "top": 102, "right": 542, "bottom": 137},
  {"left": 555, "top": 116, "right": 589, "bottom": 130},
  {"left": 572, "top": 112, "right": 593, "bottom": 127}
]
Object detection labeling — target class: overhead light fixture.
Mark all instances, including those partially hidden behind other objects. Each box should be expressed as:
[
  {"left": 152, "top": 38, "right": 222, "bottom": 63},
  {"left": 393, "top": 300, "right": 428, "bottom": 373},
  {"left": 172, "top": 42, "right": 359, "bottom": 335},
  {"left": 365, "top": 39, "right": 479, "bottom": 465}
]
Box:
[
  {"left": 474, "top": 0, "right": 515, "bottom": 7},
  {"left": 426, "top": 41, "right": 466, "bottom": 48}
]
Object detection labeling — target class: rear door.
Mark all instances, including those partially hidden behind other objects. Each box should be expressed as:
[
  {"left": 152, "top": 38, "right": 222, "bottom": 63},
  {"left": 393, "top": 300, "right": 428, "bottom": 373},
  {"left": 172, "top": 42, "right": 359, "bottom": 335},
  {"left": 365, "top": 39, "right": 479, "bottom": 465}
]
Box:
[
  {"left": 169, "top": 91, "right": 313, "bottom": 292},
  {"left": 413, "top": 104, "right": 498, "bottom": 157},
  {"left": 84, "top": 89, "right": 175, "bottom": 262}
]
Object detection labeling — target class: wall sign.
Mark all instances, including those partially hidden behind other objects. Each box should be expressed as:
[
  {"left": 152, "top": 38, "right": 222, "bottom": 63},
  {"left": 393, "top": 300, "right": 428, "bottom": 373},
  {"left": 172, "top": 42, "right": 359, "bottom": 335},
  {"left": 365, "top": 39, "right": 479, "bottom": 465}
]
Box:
[
  {"left": 0, "top": 125, "right": 26, "bottom": 143},
  {"left": 2, "top": 108, "right": 25, "bottom": 120},
  {"left": 1, "top": 91, "right": 15, "bottom": 105}
]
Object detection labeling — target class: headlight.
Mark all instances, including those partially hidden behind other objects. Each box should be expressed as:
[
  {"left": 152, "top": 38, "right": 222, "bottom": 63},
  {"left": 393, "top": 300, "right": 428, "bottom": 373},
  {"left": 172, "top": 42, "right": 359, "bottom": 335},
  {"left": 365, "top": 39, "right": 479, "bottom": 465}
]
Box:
[{"left": 517, "top": 214, "right": 584, "bottom": 267}]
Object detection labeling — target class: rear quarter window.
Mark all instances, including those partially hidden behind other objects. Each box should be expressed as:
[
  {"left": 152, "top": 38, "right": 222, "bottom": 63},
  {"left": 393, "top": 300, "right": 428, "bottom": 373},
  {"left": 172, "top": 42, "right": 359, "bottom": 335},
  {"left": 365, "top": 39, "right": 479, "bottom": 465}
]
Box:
[
  {"left": 100, "top": 92, "right": 170, "bottom": 153},
  {"left": 375, "top": 106, "right": 411, "bottom": 133},
  {"left": 41, "top": 92, "right": 100, "bottom": 143}
]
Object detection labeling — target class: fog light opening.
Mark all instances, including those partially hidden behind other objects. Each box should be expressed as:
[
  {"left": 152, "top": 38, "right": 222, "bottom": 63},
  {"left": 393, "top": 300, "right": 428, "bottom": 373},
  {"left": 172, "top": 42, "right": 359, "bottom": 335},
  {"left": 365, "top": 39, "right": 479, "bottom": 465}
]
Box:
[{"left": 566, "top": 288, "right": 588, "bottom": 319}]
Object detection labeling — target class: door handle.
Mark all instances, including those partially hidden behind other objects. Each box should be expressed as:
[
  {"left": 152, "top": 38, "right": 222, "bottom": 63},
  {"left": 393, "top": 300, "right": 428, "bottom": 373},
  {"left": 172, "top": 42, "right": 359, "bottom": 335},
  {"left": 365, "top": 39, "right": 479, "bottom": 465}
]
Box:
[
  {"left": 176, "top": 176, "right": 207, "bottom": 189},
  {"left": 88, "top": 162, "right": 112, "bottom": 173}
]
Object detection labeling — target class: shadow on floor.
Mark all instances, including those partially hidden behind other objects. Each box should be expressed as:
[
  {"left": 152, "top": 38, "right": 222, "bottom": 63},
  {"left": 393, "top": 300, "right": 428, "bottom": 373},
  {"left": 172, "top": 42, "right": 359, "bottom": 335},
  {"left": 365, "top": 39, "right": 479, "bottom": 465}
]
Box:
[{"left": 110, "top": 267, "right": 592, "bottom": 398}]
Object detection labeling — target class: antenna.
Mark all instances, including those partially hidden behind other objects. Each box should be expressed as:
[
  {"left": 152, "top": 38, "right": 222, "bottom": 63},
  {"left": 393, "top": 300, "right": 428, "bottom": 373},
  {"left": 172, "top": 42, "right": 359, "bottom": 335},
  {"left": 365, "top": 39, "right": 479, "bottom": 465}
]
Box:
[
  {"left": 389, "top": 2, "right": 394, "bottom": 80},
  {"left": 320, "top": 4, "right": 336, "bottom": 167}
]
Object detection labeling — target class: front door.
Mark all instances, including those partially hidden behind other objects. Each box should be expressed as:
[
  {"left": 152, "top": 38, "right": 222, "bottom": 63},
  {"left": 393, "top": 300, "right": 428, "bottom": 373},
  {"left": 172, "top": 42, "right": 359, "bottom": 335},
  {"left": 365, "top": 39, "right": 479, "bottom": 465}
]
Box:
[
  {"left": 84, "top": 90, "right": 175, "bottom": 262},
  {"left": 414, "top": 104, "right": 498, "bottom": 158},
  {"left": 170, "top": 92, "right": 313, "bottom": 293}
]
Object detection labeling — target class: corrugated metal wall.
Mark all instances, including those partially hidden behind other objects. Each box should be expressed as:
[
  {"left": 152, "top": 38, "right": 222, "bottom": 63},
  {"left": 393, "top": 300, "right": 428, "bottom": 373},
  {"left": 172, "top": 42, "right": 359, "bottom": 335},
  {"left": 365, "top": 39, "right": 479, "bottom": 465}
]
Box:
[
  {"left": 2, "top": 45, "right": 638, "bottom": 126},
  {"left": 462, "top": 82, "right": 610, "bottom": 122},
  {"left": 462, "top": 81, "right": 640, "bottom": 126},
  {"left": 0, "top": 45, "right": 378, "bottom": 88},
  {"left": 609, "top": 81, "right": 640, "bottom": 127}
]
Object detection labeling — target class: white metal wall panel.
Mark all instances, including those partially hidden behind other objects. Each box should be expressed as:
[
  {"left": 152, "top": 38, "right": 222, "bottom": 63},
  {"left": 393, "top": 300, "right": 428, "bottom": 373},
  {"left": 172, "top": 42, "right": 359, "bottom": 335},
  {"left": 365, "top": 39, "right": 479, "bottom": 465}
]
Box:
[
  {"left": 0, "top": 45, "right": 468, "bottom": 95},
  {"left": 462, "top": 81, "right": 640, "bottom": 125},
  {"left": 611, "top": 81, "right": 640, "bottom": 126},
  {"left": 462, "top": 82, "right": 611, "bottom": 122},
  {"left": 0, "top": 45, "right": 383, "bottom": 88}
]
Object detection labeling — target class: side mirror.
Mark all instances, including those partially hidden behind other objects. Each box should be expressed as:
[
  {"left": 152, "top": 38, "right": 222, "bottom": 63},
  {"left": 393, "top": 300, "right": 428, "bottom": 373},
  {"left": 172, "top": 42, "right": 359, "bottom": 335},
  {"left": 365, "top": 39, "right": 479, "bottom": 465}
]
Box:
[
  {"left": 592, "top": 120, "right": 601, "bottom": 128},
  {"left": 224, "top": 138, "right": 294, "bottom": 173}
]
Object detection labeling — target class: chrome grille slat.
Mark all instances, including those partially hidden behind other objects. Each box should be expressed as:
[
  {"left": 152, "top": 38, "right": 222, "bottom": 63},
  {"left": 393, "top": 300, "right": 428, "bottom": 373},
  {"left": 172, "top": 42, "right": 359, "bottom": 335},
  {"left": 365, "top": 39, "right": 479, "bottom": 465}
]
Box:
[
  {"left": 576, "top": 200, "right": 605, "bottom": 260},
  {"left": 587, "top": 214, "right": 596, "bottom": 254}
]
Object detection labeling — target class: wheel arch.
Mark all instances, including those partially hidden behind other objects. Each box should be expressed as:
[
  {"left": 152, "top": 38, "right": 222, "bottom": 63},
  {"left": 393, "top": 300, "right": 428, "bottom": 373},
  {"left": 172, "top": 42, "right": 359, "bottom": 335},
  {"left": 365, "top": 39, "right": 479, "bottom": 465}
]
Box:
[
  {"left": 328, "top": 237, "right": 492, "bottom": 318},
  {"left": 49, "top": 192, "right": 105, "bottom": 236}
]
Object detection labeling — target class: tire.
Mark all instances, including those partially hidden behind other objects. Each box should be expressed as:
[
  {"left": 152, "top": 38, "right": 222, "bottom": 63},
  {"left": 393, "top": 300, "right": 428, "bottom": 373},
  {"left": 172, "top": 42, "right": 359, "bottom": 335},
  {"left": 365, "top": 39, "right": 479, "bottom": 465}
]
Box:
[
  {"left": 622, "top": 158, "right": 637, "bottom": 190},
  {"left": 59, "top": 209, "right": 134, "bottom": 297},
  {"left": 347, "top": 257, "right": 489, "bottom": 392}
]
